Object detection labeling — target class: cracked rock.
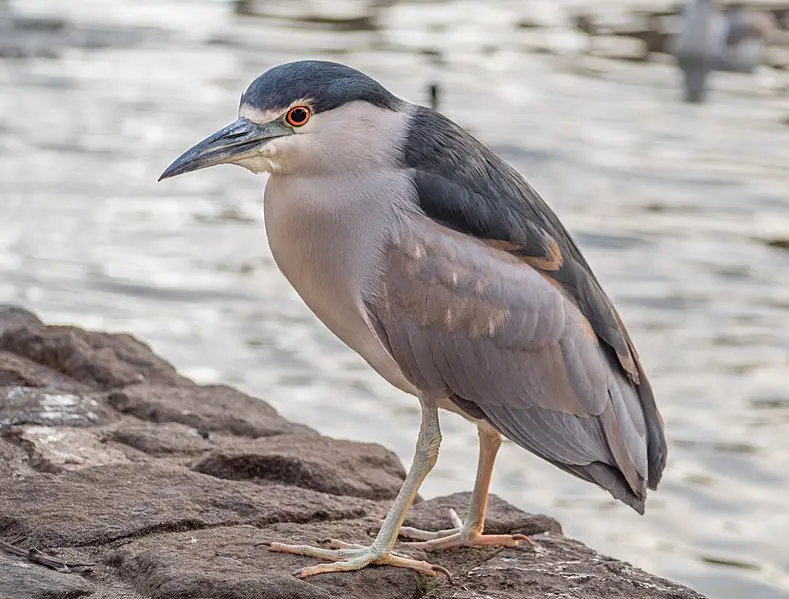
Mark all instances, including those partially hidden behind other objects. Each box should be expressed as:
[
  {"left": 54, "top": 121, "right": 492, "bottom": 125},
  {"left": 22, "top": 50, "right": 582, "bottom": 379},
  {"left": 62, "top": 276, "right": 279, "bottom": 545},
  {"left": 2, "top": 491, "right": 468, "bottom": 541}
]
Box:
[
  {"left": 108, "top": 524, "right": 422, "bottom": 599},
  {"left": 0, "top": 464, "right": 381, "bottom": 548},
  {"left": 192, "top": 433, "right": 407, "bottom": 500}
]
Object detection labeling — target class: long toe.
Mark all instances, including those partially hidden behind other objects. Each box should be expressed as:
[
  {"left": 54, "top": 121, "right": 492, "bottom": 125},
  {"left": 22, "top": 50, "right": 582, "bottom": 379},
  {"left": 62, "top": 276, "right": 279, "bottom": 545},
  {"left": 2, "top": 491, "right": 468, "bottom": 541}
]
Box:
[
  {"left": 407, "top": 531, "right": 532, "bottom": 552},
  {"left": 266, "top": 539, "right": 451, "bottom": 579},
  {"left": 398, "top": 525, "right": 460, "bottom": 541},
  {"left": 399, "top": 507, "right": 531, "bottom": 551},
  {"left": 397, "top": 508, "right": 464, "bottom": 541},
  {"left": 267, "top": 541, "right": 355, "bottom": 561}
]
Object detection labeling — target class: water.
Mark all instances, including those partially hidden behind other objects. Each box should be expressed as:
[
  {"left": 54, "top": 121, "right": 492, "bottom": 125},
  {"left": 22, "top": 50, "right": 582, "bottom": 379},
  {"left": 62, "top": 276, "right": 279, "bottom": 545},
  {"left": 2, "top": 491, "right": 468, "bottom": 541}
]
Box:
[{"left": 2, "top": 1, "right": 789, "bottom": 597}]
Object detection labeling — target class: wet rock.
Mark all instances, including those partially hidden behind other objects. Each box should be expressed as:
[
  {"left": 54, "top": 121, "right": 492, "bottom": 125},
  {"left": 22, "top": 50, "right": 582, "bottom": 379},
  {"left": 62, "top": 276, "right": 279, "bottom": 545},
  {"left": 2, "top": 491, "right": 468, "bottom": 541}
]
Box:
[
  {"left": 107, "top": 384, "right": 314, "bottom": 438},
  {"left": 192, "top": 434, "right": 407, "bottom": 500},
  {"left": 0, "top": 386, "right": 116, "bottom": 434},
  {"left": 0, "top": 553, "right": 94, "bottom": 599},
  {"left": 0, "top": 308, "right": 706, "bottom": 599}
]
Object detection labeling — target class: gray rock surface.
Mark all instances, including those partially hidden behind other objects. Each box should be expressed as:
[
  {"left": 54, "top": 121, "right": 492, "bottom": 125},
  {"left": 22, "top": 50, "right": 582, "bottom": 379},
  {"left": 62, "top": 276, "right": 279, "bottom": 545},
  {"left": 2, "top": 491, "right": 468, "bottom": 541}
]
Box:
[{"left": 0, "top": 307, "right": 706, "bottom": 599}]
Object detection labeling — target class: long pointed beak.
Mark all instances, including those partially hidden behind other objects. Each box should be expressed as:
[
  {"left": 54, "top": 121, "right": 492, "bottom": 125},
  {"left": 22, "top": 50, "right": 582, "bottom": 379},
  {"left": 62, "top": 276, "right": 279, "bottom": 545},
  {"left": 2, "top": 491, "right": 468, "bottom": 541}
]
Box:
[{"left": 158, "top": 117, "right": 291, "bottom": 181}]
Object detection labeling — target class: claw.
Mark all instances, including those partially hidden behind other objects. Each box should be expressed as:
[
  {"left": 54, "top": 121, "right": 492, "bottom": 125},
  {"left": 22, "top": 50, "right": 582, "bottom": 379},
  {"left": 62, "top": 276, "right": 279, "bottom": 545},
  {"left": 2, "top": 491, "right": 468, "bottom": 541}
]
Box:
[
  {"left": 431, "top": 563, "right": 453, "bottom": 582},
  {"left": 512, "top": 533, "right": 534, "bottom": 546}
]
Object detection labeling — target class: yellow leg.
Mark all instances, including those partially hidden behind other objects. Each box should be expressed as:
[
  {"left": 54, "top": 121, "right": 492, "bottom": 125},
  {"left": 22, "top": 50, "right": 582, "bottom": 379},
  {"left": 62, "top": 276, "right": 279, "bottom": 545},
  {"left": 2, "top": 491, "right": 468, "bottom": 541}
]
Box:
[{"left": 398, "top": 425, "right": 532, "bottom": 551}]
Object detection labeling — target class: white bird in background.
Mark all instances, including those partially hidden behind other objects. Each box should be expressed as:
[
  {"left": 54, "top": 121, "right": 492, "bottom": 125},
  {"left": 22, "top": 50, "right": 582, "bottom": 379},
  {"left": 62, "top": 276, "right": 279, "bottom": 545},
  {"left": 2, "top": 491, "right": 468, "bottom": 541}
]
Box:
[{"left": 673, "top": 0, "right": 777, "bottom": 102}]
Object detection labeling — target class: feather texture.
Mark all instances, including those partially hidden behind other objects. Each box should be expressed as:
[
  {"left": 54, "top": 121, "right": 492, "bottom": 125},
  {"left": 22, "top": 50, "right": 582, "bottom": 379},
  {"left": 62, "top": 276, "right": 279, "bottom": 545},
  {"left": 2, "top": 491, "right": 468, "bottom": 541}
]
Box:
[{"left": 365, "top": 106, "right": 667, "bottom": 511}]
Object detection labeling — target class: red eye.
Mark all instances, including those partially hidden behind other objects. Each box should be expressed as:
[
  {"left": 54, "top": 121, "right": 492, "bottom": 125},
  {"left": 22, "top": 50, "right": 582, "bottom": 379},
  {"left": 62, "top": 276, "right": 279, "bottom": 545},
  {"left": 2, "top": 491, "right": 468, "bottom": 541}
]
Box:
[{"left": 286, "top": 106, "right": 311, "bottom": 127}]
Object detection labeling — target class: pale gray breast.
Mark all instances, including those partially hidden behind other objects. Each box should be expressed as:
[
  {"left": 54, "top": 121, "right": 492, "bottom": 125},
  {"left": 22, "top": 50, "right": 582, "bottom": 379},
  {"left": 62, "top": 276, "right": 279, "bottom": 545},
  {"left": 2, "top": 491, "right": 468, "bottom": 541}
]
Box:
[{"left": 263, "top": 169, "right": 420, "bottom": 395}]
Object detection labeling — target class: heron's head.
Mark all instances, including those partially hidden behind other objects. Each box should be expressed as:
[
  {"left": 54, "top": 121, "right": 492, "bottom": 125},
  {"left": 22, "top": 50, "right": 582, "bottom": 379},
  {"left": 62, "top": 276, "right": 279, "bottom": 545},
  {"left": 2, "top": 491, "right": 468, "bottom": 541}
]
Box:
[{"left": 159, "top": 60, "right": 407, "bottom": 180}]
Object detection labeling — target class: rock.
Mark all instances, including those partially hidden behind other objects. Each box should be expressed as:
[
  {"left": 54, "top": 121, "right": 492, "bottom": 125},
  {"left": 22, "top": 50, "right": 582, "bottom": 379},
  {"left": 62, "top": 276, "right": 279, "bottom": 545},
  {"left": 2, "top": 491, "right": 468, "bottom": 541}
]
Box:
[
  {"left": 4, "top": 426, "right": 130, "bottom": 473},
  {"left": 108, "top": 524, "right": 422, "bottom": 599},
  {"left": 107, "top": 384, "right": 313, "bottom": 438},
  {"left": 0, "top": 352, "right": 91, "bottom": 392},
  {"left": 0, "top": 553, "right": 94, "bottom": 599},
  {"left": 0, "top": 438, "right": 34, "bottom": 479},
  {"left": 0, "top": 386, "right": 116, "bottom": 434},
  {"left": 0, "top": 314, "right": 191, "bottom": 390},
  {"left": 192, "top": 433, "right": 407, "bottom": 500},
  {"left": 0, "top": 305, "right": 44, "bottom": 335},
  {"left": 0, "top": 308, "right": 707, "bottom": 599},
  {"left": 0, "top": 464, "right": 380, "bottom": 548},
  {"left": 421, "top": 533, "right": 702, "bottom": 599},
  {"left": 109, "top": 421, "right": 218, "bottom": 457}
]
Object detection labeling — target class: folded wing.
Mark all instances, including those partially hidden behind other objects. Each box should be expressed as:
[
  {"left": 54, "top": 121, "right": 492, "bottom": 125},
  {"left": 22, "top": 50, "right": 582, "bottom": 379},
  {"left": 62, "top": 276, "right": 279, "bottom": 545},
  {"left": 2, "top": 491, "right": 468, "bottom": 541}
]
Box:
[{"left": 366, "top": 215, "right": 654, "bottom": 512}]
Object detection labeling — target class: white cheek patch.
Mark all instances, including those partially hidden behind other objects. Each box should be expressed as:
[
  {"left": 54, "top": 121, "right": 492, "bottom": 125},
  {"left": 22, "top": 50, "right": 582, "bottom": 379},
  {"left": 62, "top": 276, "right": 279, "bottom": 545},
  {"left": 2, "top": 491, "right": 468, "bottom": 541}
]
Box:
[
  {"left": 232, "top": 138, "right": 289, "bottom": 174},
  {"left": 258, "top": 136, "right": 292, "bottom": 172}
]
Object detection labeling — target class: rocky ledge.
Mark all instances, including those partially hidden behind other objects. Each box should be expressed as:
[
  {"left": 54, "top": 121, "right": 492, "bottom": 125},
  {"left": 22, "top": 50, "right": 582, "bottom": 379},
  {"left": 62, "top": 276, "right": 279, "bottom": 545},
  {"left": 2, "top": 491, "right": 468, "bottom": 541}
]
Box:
[{"left": 0, "top": 306, "right": 704, "bottom": 599}]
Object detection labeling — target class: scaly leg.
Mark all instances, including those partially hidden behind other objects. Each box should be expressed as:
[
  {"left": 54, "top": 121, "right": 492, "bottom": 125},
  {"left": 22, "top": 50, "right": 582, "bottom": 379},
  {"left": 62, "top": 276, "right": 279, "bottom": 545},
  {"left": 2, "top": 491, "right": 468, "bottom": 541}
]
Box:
[
  {"left": 398, "top": 425, "right": 531, "bottom": 551},
  {"left": 267, "top": 399, "right": 450, "bottom": 578}
]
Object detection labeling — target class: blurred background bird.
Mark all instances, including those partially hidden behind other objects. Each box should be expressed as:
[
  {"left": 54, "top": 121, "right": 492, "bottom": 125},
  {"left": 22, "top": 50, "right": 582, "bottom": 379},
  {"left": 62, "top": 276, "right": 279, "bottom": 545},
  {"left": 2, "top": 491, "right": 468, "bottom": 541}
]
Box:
[{"left": 672, "top": 0, "right": 778, "bottom": 102}]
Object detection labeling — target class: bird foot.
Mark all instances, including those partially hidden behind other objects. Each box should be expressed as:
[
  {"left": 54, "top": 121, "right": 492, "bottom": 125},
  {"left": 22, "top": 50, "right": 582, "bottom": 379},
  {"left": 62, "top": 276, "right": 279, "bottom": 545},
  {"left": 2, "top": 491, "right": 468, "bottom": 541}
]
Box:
[
  {"left": 397, "top": 509, "right": 532, "bottom": 552},
  {"left": 265, "top": 538, "right": 451, "bottom": 579}
]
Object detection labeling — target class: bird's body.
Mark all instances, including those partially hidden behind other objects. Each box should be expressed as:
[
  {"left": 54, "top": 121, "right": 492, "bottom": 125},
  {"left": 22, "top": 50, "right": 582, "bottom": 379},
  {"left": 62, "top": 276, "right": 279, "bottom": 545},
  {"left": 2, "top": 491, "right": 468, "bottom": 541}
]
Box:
[
  {"left": 673, "top": 0, "right": 775, "bottom": 102},
  {"left": 161, "top": 60, "right": 667, "bottom": 578}
]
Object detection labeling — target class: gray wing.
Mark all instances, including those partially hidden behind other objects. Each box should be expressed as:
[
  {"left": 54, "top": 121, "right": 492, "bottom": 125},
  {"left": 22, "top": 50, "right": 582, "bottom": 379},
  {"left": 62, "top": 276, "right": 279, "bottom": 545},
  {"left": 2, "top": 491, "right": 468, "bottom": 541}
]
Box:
[{"left": 366, "top": 215, "right": 650, "bottom": 512}]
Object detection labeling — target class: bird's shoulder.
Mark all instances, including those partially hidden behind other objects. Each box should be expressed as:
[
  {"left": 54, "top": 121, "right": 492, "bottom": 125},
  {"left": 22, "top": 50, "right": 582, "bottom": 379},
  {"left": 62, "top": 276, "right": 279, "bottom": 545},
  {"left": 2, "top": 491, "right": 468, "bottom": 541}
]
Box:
[{"left": 400, "top": 106, "right": 639, "bottom": 382}]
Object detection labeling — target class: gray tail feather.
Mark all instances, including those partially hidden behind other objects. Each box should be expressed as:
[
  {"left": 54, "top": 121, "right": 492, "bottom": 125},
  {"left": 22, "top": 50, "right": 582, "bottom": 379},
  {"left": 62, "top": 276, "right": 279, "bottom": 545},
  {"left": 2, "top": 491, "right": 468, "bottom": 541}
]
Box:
[
  {"left": 554, "top": 461, "right": 647, "bottom": 515},
  {"left": 634, "top": 360, "right": 667, "bottom": 491}
]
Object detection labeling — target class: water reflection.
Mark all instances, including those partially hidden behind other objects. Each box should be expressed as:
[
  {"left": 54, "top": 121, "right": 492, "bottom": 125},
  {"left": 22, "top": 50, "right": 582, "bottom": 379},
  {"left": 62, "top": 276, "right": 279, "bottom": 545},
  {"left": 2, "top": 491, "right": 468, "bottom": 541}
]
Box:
[{"left": 2, "top": 1, "right": 789, "bottom": 598}]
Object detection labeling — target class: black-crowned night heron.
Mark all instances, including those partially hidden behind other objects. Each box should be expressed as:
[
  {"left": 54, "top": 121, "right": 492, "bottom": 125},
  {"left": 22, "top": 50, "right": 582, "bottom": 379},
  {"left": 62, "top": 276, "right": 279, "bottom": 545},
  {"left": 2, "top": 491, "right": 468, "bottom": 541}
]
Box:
[
  {"left": 160, "top": 60, "right": 667, "bottom": 579},
  {"left": 673, "top": 0, "right": 776, "bottom": 103}
]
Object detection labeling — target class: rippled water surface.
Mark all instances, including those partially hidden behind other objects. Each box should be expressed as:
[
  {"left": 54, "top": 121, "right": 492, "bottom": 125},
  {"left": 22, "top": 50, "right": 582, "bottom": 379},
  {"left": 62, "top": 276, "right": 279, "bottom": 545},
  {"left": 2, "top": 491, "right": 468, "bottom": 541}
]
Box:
[{"left": 2, "top": 1, "right": 789, "bottom": 597}]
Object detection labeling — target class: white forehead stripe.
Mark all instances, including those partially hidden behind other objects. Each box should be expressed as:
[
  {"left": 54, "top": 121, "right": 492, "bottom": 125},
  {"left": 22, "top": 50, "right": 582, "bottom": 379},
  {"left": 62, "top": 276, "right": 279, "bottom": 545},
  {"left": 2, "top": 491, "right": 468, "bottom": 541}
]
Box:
[
  {"left": 239, "top": 98, "right": 314, "bottom": 124},
  {"left": 238, "top": 105, "right": 284, "bottom": 123}
]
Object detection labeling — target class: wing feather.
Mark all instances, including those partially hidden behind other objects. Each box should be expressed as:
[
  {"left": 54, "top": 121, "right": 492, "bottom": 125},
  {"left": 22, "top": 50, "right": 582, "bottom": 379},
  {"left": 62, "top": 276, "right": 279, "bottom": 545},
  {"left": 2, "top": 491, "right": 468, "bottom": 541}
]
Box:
[
  {"left": 366, "top": 214, "right": 654, "bottom": 511},
  {"left": 397, "top": 107, "right": 666, "bottom": 495}
]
